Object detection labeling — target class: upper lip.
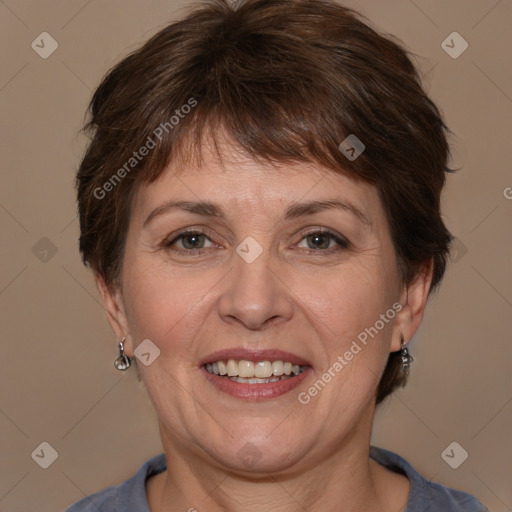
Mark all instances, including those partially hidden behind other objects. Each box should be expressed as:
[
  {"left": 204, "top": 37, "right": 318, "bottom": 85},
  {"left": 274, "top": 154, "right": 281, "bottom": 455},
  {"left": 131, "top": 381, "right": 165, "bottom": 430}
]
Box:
[{"left": 199, "top": 348, "right": 311, "bottom": 367}]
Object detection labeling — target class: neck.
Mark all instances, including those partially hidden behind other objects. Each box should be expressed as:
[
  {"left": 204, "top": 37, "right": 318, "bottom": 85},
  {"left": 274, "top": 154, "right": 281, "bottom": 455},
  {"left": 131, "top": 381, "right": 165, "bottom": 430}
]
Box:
[{"left": 148, "top": 405, "right": 409, "bottom": 512}]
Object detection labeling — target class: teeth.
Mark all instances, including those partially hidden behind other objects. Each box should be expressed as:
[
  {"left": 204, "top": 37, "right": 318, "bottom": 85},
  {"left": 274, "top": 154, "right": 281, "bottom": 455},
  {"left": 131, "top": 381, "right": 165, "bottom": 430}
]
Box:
[
  {"left": 229, "top": 375, "right": 294, "bottom": 384},
  {"left": 255, "top": 361, "right": 273, "bottom": 378},
  {"left": 272, "top": 360, "right": 284, "bottom": 375},
  {"left": 227, "top": 359, "right": 238, "bottom": 377},
  {"left": 238, "top": 360, "right": 254, "bottom": 378},
  {"left": 217, "top": 361, "right": 227, "bottom": 375},
  {"left": 205, "top": 359, "right": 306, "bottom": 379}
]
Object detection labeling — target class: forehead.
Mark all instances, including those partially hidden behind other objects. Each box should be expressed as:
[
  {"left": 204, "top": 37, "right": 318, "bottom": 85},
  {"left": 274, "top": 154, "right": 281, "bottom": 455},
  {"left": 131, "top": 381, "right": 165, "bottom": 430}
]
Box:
[{"left": 133, "top": 136, "right": 381, "bottom": 222}]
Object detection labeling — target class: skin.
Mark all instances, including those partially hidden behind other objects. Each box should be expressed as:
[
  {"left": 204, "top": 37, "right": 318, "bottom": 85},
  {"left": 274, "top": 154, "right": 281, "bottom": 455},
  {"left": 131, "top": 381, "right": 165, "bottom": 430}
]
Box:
[{"left": 97, "top": 135, "right": 433, "bottom": 512}]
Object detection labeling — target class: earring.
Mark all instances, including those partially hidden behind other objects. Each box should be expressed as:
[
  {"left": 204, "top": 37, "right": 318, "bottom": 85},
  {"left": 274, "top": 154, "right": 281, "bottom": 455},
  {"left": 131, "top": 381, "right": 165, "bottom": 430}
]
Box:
[
  {"left": 114, "top": 337, "right": 131, "bottom": 371},
  {"left": 400, "top": 336, "right": 413, "bottom": 375}
]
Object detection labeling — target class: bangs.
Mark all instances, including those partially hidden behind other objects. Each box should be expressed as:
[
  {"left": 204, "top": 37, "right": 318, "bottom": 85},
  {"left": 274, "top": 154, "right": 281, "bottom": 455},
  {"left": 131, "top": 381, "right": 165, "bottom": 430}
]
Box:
[{"left": 135, "top": 34, "right": 368, "bottom": 184}]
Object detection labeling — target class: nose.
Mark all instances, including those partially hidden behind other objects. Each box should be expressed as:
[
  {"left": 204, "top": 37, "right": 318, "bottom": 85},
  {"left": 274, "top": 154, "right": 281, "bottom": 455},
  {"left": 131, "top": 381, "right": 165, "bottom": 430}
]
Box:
[{"left": 217, "top": 249, "right": 294, "bottom": 331}]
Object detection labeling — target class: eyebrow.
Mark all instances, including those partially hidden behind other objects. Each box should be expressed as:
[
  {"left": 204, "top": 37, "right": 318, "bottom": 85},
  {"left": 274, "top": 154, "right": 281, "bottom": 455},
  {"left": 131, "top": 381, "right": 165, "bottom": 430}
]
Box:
[{"left": 143, "top": 199, "right": 372, "bottom": 227}]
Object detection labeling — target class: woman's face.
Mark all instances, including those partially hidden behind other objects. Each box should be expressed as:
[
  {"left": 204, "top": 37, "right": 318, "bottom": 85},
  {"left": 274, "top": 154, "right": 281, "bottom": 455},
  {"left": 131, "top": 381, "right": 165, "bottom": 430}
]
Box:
[{"left": 101, "top": 138, "right": 428, "bottom": 473}]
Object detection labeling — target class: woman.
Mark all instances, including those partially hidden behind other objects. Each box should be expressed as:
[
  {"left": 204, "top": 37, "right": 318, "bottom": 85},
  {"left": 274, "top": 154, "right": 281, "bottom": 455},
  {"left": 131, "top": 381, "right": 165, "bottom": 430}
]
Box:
[{"left": 66, "top": 0, "right": 487, "bottom": 510}]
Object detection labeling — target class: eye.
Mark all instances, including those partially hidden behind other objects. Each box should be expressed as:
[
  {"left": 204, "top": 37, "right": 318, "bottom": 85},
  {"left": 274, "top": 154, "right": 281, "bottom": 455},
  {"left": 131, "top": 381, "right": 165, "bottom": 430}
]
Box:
[
  {"left": 162, "top": 228, "right": 349, "bottom": 256},
  {"left": 296, "top": 229, "right": 349, "bottom": 252},
  {"left": 163, "top": 230, "right": 217, "bottom": 253}
]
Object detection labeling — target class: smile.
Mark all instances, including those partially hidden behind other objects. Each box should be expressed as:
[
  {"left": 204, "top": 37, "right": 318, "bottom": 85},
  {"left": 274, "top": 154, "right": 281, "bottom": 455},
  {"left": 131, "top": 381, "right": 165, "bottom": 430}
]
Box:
[
  {"left": 205, "top": 359, "right": 305, "bottom": 382},
  {"left": 202, "top": 360, "right": 311, "bottom": 400}
]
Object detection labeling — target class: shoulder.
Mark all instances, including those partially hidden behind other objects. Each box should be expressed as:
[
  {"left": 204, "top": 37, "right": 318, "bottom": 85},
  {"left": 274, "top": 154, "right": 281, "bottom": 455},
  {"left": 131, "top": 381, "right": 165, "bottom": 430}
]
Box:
[
  {"left": 64, "top": 453, "right": 167, "bottom": 512},
  {"left": 370, "top": 446, "right": 488, "bottom": 512},
  {"left": 65, "top": 486, "right": 117, "bottom": 512}
]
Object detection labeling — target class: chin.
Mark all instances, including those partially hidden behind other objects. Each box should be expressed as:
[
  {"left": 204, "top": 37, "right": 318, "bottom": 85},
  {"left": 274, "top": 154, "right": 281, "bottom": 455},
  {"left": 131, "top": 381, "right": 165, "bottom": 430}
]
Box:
[{"left": 202, "top": 427, "right": 314, "bottom": 474}]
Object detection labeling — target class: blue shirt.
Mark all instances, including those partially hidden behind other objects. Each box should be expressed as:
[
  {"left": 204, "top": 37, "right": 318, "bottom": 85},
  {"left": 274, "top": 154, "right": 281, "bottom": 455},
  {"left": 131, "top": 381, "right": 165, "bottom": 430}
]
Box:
[{"left": 65, "top": 446, "right": 487, "bottom": 511}]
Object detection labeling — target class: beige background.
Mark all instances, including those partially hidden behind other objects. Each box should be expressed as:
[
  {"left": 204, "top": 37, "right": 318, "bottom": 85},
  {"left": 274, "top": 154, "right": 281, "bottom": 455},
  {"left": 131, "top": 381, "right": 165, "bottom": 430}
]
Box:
[{"left": 1, "top": 0, "right": 511, "bottom": 511}]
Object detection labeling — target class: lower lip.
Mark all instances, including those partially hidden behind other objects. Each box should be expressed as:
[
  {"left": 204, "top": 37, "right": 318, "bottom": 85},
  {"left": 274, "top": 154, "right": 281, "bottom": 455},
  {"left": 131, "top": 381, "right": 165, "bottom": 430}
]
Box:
[{"left": 201, "top": 366, "right": 312, "bottom": 400}]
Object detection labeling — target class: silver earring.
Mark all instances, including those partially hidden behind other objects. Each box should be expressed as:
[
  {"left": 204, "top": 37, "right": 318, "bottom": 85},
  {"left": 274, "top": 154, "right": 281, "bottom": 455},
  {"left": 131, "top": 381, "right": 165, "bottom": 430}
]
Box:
[
  {"left": 114, "top": 337, "right": 131, "bottom": 371},
  {"left": 400, "top": 336, "right": 413, "bottom": 375}
]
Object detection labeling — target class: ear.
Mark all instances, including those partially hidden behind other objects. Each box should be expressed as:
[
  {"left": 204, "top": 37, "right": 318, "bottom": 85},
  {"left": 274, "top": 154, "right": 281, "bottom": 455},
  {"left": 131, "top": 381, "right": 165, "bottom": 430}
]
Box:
[
  {"left": 390, "top": 258, "right": 434, "bottom": 352},
  {"left": 95, "top": 274, "right": 134, "bottom": 357}
]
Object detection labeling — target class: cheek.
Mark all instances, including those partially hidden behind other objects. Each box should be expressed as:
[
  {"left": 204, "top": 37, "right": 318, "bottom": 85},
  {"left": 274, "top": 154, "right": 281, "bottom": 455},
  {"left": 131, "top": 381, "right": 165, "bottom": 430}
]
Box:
[
  {"left": 120, "top": 261, "right": 218, "bottom": 424},
  {"left": 299, "top": 264, "right": 395, "bottom": 343},
  {"left": 121, "top": 259, "right": 216, "bottom": 350},
  {"left": 293, "top": 263, "right": 398, "bottom": 401}
]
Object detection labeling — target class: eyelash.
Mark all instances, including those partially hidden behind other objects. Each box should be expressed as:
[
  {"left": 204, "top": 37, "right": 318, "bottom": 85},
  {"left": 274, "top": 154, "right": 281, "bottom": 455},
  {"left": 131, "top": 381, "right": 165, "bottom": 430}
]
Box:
[{"left": 162, "top": 228, "right": 350, "bottom": 256}]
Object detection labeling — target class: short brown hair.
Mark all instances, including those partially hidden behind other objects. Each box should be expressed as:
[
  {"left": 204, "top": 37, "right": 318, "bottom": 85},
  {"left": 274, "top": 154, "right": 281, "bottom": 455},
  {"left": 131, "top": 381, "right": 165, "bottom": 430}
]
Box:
[{"left": 76, "top": 0, "right": 453, "bottom": 403}]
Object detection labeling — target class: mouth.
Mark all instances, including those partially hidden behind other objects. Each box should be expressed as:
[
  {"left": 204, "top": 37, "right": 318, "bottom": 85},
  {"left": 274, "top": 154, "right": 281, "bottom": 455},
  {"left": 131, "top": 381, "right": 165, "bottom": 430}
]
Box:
[
  {"left": 204, "top": 359, "right": 307, "bottom": 384},
  {"left": 199, "top": 349, "right": 312, "bottom": 400}
]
